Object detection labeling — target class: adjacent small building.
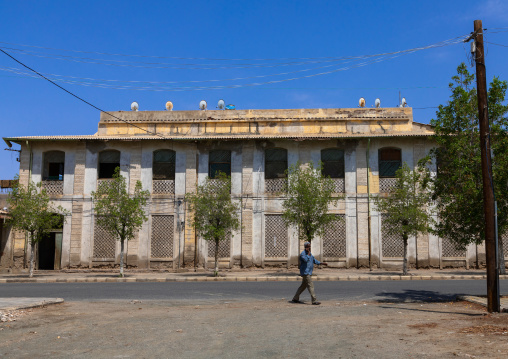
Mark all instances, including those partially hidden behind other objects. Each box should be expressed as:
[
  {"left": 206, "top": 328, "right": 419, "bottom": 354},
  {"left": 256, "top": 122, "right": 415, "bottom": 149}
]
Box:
[{"left": 1, "top": 106, "right": 500, "bottom": 271}]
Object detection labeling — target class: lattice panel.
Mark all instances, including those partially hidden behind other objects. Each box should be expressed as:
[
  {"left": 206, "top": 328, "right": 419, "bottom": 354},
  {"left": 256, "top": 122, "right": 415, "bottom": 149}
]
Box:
[
  {"left": 379, "top": 178, "right": 398, "bottom": 193},
  {"left": 42, "top": 180, "right": 63, "bottom": 195},
  {"left": 332, "top": 178, "right": 345, "bottom": 193},
  {"left": 151, "top": 215, "right": 174, "bottom": 258},
  {"left": 97, "top": 179, "right": 114, "bottom": 189},
  {"left": 265, "top": 215, "right": 288, "bottom": 258},
  {"left": 323, "top": 215, "right": 346, "bottom": 257},
  {"left": 381, "top": 214, "right": 404, "bottom": 257},
  {"left": 93, "top": 221, "right": 116, "bottom": 259},
  {"left": 441, "top": 237, "right": 466, "bottom": 257},
  {"left": 207, "top": 235, "right": 231, "bottom": 259},
  {"left": 208, "top": 179, "right": 230, "bottom": 193},
  {"left": 503, "top": 232, "right": 508, "bottom": 257},
  {"left": 153, "top": 180, "right": 175, "bottom": 194},
  {"left": 265, "top": 178, "right": 287, "bottom": 193}
]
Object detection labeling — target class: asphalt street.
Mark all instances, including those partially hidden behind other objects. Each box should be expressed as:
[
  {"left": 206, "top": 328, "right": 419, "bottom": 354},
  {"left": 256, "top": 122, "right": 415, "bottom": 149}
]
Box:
[{"left": 1, "top": 280, "right": 507, "bottom": 303}]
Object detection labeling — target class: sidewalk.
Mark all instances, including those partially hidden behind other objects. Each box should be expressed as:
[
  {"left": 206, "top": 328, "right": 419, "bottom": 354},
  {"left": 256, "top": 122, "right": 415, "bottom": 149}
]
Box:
[{"left": 1, "top": 267, "right": 506, "bottom": 283}]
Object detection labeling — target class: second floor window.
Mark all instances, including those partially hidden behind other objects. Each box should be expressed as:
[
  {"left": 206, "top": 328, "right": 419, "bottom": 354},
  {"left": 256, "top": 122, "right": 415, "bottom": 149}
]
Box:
[
  {"left": 153, "top": 150, "right": 176, "bottom": 180},
  {"left": 378, "top": 148, "right": 401, "bottom": 178},
  {"left": 209, "top": 150, "right": 231, "bottom": 178},
  {"left": 43, "top": 151, "right": 65, "bottom": 180},
  {"left": 98, "top": 150, "right": 120, "bottom": 179},
  {"left": 265, "top": 148, "right": 288, "bottom": 179},
  {"left": 321, "top": 148, "right": 345, "bottom": 178}
]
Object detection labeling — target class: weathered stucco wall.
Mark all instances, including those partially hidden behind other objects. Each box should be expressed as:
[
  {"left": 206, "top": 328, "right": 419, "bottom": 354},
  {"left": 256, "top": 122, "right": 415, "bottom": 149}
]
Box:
[{"left": 1, "top": 108, "right": 489, "bottom": 271}]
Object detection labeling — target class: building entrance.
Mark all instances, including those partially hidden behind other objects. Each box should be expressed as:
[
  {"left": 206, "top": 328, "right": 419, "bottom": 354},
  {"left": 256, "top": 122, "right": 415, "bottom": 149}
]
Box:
[{"left": 38, "top": 232, "right": 63, "bottom": 270}]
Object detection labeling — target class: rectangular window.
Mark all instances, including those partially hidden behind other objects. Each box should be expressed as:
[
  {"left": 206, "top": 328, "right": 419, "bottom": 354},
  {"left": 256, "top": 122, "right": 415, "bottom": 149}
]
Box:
[
  {"left": 321, "top": 149, "right": 345, "bottom": 178},
  {"left": 209, "top": 150, "right": 231, "bottom": 178},
  {"left": 265, "top": 148, "right": 287, "bottom": 179},
  {"left": 153, "top": 150, "right": 176, "bottom": 180}
]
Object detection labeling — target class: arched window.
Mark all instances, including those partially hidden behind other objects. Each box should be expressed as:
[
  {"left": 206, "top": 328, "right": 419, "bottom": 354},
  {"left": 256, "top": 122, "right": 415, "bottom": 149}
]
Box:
[
  {"left": 265, "top": 148, "right": 287, "bottom": 179},
  {"left": 378, "top": 148, "right": 401, "bottom": 178},
  {"left": 321, "top": 148, "right": 345, "bottom": 178},
  {"left": 43, "top": 151, "right": 65, "bottom": 181},
  {"left": 209, "top": 150, "right": 231, "bottom": 178},
  {"left": 98, "top": 150, "right": 120, "bottom": 179},
  {"left": 153, "top": 150, "right": 176, "bottom": 180}
]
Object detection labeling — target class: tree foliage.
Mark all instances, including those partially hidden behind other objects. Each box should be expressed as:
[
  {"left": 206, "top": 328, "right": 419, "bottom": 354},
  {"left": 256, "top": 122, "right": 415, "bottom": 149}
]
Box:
[
  {"left": 282, "top": 162, "right": 341, "bottom": 244},
  {"left": 185, "top": 172, "right": 240, "bottom": 276},
  {"left": 374, "top": 161, "right": 434, "bottom": 275},
  {"left": 7, "top": 179, "right": 68, "bottom": 277},
  {"left": 430, "top": 63, "right": 508, "bottom": 271},
  {"left": 91, "top": 168, "right": 150, "bottom": 277}
]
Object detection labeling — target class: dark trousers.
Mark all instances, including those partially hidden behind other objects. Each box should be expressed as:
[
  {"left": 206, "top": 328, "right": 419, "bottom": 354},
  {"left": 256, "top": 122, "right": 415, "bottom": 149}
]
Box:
[{"left": 292, "top": 275, "right": 317, "bottom": 303}]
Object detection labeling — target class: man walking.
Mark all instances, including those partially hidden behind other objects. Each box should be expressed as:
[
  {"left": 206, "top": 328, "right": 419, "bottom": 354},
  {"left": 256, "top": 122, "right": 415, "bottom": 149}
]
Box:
[{"left": 292, "top": 242, "right": 327, "bottom": 305}]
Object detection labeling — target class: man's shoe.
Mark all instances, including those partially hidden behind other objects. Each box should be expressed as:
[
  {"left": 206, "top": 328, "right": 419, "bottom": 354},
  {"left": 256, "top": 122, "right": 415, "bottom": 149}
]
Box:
[
  {"left": 312, "top": 301, "right": 321, "bottom": 305},
  {"left": 291, "top": 299, "right": 303, "bottom": 304}
]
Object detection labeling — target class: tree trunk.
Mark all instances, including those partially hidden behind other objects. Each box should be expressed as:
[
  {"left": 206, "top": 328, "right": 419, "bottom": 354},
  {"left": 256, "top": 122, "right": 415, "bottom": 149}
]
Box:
[
  {"left": 119, "top": 239, "right": 125, "bottom": 278},
  {"left": 499, "top": 239, "right": 506, "bottom": 275},
  {"left": 402, "top": 235, "right": 408, "bottom": 276},
  {"left": 214, "top": 238, "right": 219, "bottom": 277},
  {"left": 29, "top": 241, "right": 35, "bottom": 278}
]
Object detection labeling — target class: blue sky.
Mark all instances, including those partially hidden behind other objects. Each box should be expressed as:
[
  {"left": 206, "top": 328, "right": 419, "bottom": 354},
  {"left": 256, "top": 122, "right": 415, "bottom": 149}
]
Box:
[{"left": 1, "top": 0, "right": 508, "bottom": 178}]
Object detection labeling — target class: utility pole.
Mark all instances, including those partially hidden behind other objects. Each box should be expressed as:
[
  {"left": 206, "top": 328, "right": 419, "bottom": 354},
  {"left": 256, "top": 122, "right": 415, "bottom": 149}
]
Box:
[{"left": 473, "top": 19, "right": 500, "bottom": 313}]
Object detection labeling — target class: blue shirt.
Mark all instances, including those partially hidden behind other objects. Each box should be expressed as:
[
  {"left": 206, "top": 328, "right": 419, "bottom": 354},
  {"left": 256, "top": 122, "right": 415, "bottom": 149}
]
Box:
[{"left": 299, "top": 250, "right": 321, "bottom": 276}]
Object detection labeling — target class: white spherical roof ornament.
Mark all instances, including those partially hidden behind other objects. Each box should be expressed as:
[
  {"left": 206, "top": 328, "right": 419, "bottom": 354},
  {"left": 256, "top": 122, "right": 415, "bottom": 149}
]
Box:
[
  {"left": 131, "top": 101, "right": 139, "bottom": 111},
  {"left": 359, "top": 97, "right": 366, "bottom": 108},
  {"left": 217, "top": 99, "right": 225, "bottom": 110},
  {"left": 375, "top": 98, "right": 381, "bottom": 108},
  {"left": 401, "top": 97, "right": 407, "bottom": 107},
  {"left": 199, "top": 100, "right": 207, "bottom": 110},
  {"left": 166, "top": 101, "right": 174, "bottom": 111}
]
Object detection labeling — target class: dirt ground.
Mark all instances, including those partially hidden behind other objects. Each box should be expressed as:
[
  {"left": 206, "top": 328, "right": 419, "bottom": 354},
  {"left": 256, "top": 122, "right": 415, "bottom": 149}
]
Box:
[{"left": 1, "top": 299, "right": 507, "bottom": 359}]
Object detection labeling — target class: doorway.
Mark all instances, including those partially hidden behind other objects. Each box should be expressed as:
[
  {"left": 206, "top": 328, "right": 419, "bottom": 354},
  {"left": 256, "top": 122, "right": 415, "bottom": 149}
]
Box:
[
  {"left": 38, "top": 232, "right": 63, "bottom": 270},
  {"left": 37, "top": 214, "right": 64, "bottom": 270}
]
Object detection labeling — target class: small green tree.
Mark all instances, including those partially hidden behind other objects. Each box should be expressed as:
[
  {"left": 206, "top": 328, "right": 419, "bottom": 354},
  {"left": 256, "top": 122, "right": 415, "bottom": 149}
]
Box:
[
  {"left": 7, "top": 179, "right": 68, "bottom": 278},
  {"left": 430, "top": 63, "right": 508, "bottom": 273},
  {"left": 374, "top": 161, "right": 435, "bottom": 275},
  {"left": 91, "top": 168, "right": 150, "bottom": 277},
  {"left": 185, "top": 172, "right": 240, "bottom": 276},
  {"left": 282, "top": 162, "right": 341, "bottom": 245}
]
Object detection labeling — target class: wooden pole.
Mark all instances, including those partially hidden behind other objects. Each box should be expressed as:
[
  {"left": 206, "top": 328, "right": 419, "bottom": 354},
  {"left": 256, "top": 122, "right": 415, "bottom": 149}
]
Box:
[{"left": 474, "top": 19, "right": 500, "bottom": 313}]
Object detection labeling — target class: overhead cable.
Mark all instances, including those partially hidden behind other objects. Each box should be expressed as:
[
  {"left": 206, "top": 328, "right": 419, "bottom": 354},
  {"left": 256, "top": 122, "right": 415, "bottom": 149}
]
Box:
[{"left": 0, "top": 48, "right": 167, "bottom": 139}]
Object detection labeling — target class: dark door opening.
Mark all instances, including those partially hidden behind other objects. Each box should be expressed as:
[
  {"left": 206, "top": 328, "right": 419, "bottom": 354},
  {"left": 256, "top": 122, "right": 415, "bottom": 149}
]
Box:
[{"left": 38, "top": 233, "right": 56, "bottom": 270}]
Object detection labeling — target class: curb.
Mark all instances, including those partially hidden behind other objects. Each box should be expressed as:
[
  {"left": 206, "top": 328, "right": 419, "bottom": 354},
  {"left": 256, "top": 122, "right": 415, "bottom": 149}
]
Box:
[
  {"left": 0, "top": 274, "right": 502, "bottom": 284},
  {"left": 0, "top": 298, "right": 64, "bottom": 312},
  {"left": 457, "top": 295, "right": 508, "bottom": 313}
]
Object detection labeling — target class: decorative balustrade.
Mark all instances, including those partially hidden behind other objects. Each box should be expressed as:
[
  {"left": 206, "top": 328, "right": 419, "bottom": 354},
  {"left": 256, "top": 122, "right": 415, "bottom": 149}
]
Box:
[{"left": 42, "top": 180, "right": 63, "bottom": 195}]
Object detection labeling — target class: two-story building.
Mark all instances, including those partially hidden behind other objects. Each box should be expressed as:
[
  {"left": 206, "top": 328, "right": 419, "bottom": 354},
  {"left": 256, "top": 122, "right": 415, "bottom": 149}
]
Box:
[{"left": 2, "top": 106, "right": 496, "bottom": 271}]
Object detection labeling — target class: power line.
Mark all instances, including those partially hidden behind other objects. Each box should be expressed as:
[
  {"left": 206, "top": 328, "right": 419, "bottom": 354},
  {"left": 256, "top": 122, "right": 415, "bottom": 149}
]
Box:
[
  {"left": 0, "top": 35, "right": 466, "bottom": 70},
  {"left": 0, "top": 37, "right": 467, "bottom": 92},
  {"left": 0, "top": 49, "right": 167, "bottom": 139},
  {"left": 0, "top": 38, "right": 467, "bottom": 61},
  {"left": 484, "top": 41, "right": 508, "bottom": 48}
]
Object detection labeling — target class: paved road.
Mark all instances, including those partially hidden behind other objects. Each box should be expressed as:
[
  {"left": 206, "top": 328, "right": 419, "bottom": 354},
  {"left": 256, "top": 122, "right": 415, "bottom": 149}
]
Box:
[{"left": 1, "top": 280, "right": 507, "bottom": 303}]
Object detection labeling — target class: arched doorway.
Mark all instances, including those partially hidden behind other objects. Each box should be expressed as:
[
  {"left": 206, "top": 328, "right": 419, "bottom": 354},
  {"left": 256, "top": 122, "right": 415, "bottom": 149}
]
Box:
[{"left": 37, "top": 214, "right": 64, "bottom": 270}]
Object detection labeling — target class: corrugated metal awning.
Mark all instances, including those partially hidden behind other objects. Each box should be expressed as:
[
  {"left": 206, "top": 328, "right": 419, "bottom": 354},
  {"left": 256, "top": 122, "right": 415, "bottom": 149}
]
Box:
[{"left": 3, "top": 132, "right": 434, "bottom": 145}]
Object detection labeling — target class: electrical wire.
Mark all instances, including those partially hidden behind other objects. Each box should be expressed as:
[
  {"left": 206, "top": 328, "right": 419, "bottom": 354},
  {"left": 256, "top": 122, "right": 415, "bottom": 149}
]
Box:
[
  {"left": 0, "top": 46, "right": 356, "bottom": 70},
  {"left": 484, "top": 41, "right": 508, "bottom": 48},
  {"left": 0, "top": 35, "right": 466, "bottom": 70},
  {"left": 0, "top": 37, "right": 468, "bottom": 61},
  {"left": 0, "top": 37, "right": 467, "bottom": 92},
  {"left": 0, "top": 48, "right": 167, "bottom": 139},
  {"left": 0, "top": 54, "right": 362, "bottom": 85}
]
